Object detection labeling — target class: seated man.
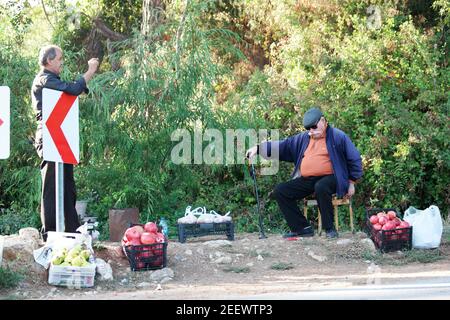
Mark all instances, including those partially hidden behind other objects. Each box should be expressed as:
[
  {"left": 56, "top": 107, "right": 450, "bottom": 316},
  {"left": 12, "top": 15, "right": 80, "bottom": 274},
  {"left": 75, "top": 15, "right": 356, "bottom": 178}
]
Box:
[{"left": 246, "top": 107, "right": 363, "bottom": 238}]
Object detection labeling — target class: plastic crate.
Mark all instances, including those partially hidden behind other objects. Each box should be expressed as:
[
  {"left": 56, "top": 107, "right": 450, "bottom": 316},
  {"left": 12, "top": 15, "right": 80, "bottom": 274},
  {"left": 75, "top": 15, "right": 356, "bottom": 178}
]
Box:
[
  {"left": 365, "top": 208, "right": 412, "bottom": 252},
  {"left": 177, "top": 222, "right": 234, "bottom": 243},
  {"left": 48, "top": 262, "right": 96, "bottom": 288},
  {"left": 123, "top": 242, "right": 167, "bottom": 271}
]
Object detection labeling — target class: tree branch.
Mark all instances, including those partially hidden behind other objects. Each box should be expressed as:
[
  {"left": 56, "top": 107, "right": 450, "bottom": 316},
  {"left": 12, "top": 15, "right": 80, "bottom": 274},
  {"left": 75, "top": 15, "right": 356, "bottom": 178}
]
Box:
[{"left": 93, "top": 17, "right": 128, "bottom": 42}]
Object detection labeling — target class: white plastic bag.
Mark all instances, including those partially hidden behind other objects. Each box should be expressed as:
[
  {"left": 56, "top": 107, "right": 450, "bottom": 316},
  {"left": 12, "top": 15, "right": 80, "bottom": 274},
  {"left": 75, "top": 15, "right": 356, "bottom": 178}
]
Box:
[{"left": 403, "top": 205, "right": 443, "bottom": 249}]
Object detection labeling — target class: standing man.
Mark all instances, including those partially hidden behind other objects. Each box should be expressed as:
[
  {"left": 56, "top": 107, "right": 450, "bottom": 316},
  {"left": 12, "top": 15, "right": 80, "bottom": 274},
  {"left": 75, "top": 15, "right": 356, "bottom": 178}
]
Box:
[
  {"left": 31, "top": 44, "right": 99, "bottom": 241},
  {"left": 246, "top": 107, "right": 363, "bottom": 239}
]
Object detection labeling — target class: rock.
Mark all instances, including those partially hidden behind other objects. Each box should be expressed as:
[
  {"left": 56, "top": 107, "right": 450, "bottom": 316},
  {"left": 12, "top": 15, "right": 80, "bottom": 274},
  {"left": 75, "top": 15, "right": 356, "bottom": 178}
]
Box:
[
  {"left": 2, "top": 233, "right": 41, "bottom": 268},
  {"left": 184, "top": 249, "right": 193, "bottom": 255},
  {"left": 160, "top": 277, "right": 173, "bottom": 284},
  {"left": 203, "top": 240, "right": 232, "bottom": 248},
  {"left": 95, "top": 258, "right": 114, "bottom": 281},
  {"left": 257, "top": 255, "right": 264, "bottom": 261},
  {"left": 307, "top": 250, "right": 327, "bottom": 262},
  {"left": 360, "top": 239, "right": 377, "bottom": 253},
  {"left": 356, "top": 231, "right": 368, "bottom": 239},
  {"left": 19, "top": 228, "right": 41, "bottom": 243},
  {"left": 196, "top": 248, "right": 204, "bottom": 255},
  {"left": 336, "top": 239, "right": 353, "bottom": 246},
  {"left": 213, "top": 256, "right": 232, "bottom": 264},
  {"left": 137, "top": 282, "right": 151, "bottom": 288},
  {"left": 150, "top": 268, "right": 174, "bottom": 282},
  {"left": 246, "top": 262, "right": 254, "bottom": 267}
]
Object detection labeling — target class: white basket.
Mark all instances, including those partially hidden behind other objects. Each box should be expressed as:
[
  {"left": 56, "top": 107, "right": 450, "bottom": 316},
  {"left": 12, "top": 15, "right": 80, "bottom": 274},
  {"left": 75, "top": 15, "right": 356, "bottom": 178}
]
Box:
[{"left": 48, "top": 262, "right": 96, "bottom": 288}]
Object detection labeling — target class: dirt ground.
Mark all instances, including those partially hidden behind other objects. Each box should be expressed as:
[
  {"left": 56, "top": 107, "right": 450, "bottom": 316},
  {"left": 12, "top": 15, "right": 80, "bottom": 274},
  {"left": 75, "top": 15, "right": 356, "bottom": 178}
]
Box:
[{"left": 1, "top": 224, "right": 449, "bottom": 300}]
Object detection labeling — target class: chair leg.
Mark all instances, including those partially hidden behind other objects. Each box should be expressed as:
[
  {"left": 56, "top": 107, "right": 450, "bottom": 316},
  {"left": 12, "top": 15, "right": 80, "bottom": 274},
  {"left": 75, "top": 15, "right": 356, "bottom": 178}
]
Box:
[{"left": 334, "top": 205, "right": 339, "bottom": 232}]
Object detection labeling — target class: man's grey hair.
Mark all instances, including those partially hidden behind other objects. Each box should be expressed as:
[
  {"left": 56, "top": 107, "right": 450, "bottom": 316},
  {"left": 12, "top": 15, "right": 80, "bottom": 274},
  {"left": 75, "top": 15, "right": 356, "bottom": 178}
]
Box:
[{"left": 38, "top": 45, "right": 62, "bottom": 67}]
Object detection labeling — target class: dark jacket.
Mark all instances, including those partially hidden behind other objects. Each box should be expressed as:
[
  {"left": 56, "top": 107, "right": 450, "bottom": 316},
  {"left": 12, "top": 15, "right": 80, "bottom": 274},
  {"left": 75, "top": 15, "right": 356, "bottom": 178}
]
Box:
[
  {"left": 31, "top": 69, "right": 88, "bottom": 157},
  {"left": 260, "top": 125, "right": 363, "bottom": 197}
]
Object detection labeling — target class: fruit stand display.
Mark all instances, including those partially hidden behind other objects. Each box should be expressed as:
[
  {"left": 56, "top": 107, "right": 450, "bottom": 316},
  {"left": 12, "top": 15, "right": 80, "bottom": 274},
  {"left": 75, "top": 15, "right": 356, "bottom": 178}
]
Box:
[
  {"left": 122, "top": 222, "right": 168, "bottom": 271},
  {"left": 177, "top": 206, "right": 234, "bottom": 243},
  {"left": 48, "top": 243, "right": 96, "bottom": 288},
  {"left": 365, "top": 208, "right": 412, "bottom": 252}
]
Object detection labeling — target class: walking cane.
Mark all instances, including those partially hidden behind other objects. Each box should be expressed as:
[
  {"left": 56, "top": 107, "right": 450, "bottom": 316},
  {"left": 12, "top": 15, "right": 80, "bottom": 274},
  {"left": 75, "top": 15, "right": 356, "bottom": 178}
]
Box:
[{"left": 248, "top": 161, "right": 267, "bottom": 239}]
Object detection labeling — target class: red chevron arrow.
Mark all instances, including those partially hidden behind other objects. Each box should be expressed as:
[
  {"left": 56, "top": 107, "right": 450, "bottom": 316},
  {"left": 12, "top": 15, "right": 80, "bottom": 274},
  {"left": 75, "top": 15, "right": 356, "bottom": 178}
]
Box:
[{"left": 45, "top": 92, "right": 78, "bottom": 164}]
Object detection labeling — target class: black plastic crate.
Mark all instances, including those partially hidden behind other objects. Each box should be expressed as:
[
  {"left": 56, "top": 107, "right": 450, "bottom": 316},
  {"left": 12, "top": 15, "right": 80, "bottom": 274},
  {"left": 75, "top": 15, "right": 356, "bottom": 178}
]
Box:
[
  {"left": 123, "top": 223, "right": 168, "bottom": 271},
  {"left": 123, "top": 242, "right": 168, "bottom": 271},
  {"left": 177, "top": 222, "right": 234, "bottom": 243},
  {"left": 365, "top": 208, "right": 412, "bottom": 253}
]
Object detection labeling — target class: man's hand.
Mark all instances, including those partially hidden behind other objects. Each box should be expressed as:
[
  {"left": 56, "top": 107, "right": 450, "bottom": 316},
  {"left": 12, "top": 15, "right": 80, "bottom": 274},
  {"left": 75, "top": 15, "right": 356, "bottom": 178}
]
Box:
[
  {"left": 245, "top": 145, "right": 258, "bottom": 162},
  {"left": 88, "top": 58, "right": 99, "bottom": 72},
  {"left": 345, "top": 182, "right": 355, "bottom": 199},
  {"left": 83, "top": 58, "right": 99, "bottom": 83}
]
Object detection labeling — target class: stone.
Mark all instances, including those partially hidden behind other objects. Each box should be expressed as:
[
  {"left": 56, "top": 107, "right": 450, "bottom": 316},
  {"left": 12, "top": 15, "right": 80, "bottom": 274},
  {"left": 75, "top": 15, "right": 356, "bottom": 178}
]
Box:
[
  {"left": 19, "top": 228, "right": 41, "bottom": 243},
  {"left": 213, "top": 256, "right": 232, "bottom": 264},
  {"left": 307, "top": 250, "right": 327, "bottom": 262},
  {"left": 95, "top": 258, "right": 114, "bottom": 281},
  {"left": 336, "top": 239, "right": 353, "bottom": 246},
  {"left": 150, "top": 268, "right": 174, "bottom": 282},
  {"left": 360, "top": 238, "right": 377, "bottom": 253},
  {"left": 203, "top": 240, "right": 232, "bottom": 248}
]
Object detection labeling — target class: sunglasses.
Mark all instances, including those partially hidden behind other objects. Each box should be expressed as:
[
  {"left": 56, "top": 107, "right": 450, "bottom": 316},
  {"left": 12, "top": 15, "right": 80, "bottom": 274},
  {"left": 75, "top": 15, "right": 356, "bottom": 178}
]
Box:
[{"left": 305, "top": 124, "right": 318, "bottom": 130}]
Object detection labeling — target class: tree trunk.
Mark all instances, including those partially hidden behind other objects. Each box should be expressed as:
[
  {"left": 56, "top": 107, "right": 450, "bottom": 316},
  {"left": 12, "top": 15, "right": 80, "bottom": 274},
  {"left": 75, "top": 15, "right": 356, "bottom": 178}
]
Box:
[{"left": 141, "top": 0, "right": 166, "bottom": 38}]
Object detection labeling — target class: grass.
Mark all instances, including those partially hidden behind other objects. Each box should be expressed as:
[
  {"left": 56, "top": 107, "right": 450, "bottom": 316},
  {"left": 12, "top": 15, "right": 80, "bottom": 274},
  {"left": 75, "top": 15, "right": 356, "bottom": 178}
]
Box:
[
  {"left": 0, "top": 267, "right": 24, "bottom": 289},
  {"left": 248, "top": 250, "right": 271, "bottom": 258},
  {"left": 222, "top": 266, "right": 250, "bottom": 273},
  {"left": 364, "top": 248, "right": 443, "bottom": 265},
  {"left": 270, "top": 262, "right": 294, "bottom": 270}
]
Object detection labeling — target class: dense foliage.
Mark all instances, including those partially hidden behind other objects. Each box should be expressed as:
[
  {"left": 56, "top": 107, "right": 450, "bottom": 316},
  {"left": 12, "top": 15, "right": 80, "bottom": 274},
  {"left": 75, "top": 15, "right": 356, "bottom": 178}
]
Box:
[{"left": 0, "top": 0, "right": 448, "bottom": 238}]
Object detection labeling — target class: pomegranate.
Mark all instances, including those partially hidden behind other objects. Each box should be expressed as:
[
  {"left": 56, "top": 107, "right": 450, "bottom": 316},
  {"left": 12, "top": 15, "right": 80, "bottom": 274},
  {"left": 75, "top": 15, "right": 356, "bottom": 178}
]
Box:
[
  {"left": 144, "top": 222, "right": 158, "bottom": 234},
  {"left": 369, "top": 215, "right": 379, "bottom": 224}
]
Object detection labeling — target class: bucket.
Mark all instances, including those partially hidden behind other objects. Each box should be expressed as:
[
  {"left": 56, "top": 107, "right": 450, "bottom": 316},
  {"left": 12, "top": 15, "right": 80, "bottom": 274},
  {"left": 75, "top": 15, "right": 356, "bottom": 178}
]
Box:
[{"left": 75, "top": 200, "right": 89, "bottom": 219}]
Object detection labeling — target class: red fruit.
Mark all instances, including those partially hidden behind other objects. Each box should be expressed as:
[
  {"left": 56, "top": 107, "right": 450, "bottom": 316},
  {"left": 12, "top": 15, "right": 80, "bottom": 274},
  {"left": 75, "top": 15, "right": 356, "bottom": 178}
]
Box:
[
  {"left": 128, "top": 238, "right": 142, "bottom": 246},
  {"left": 125, "top": 227, "right": 141, "bottom": 241},
  {"left": 399, "top": 221, "right": 410, "bottom": 228},
  {"left": 369, "top": 215, "right": 379, "bottom": 224},
  {"left": 387, "top": 211, "right": 397, "bottom": 220},
  {"left": 382, "top": 221, "right": 395, "bottom": 230},
  {"left": 144, "top": 222, "right": 158, "bottom": 234},
  {"left": 155, "top": 232, "right": 165, "bottom": 243},
  {"left": 393, "top": 217, "right": 401, "bottom": 226},
  {"left": 378, "top": 216, "right": 388, "bottom": 225},
  {"left": 133, "top": 225, "right": 145, "bottom": 235},
  {"left": 377, "top": 211, "right": 386, "bottom": 218},
  {"left": 373, "top": 223, "right": 382, "bottom": 231},
  {"left": 141, "top": 232, "right": 157, "bottom": 245}
]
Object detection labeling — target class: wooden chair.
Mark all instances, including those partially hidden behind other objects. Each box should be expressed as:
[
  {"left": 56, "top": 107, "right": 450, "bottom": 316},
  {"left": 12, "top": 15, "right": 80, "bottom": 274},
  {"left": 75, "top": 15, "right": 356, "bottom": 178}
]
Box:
[{"left": 303, "top": 195, "right": 354, "bottom": 235}]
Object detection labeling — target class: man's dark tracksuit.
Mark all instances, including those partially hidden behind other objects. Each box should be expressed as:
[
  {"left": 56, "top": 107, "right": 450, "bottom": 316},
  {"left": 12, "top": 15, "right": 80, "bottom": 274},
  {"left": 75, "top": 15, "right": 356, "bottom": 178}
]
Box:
[
  {"left": 31, "top": 69, "right": 88, "bottom": 239},
  {"left": 260, "top": 126, "right": 363, "bottom": 232}
]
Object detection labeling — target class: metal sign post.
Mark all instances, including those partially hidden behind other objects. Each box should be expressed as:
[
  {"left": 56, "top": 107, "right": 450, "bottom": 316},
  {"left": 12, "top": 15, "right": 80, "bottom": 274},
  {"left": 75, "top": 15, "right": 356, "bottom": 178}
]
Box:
[
  {"left": 43, "top": 88, "right": 80, "bottom": 233},
  {"left": 55, "top": 162, "right": 65, "bottom": 232}
]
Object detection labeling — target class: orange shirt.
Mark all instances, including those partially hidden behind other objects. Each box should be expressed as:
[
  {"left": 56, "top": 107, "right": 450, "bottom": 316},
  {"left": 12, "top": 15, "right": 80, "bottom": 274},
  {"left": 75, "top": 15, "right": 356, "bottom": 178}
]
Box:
[{"left": 300, "top": 134, "right": 334, "bottom": 177}]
